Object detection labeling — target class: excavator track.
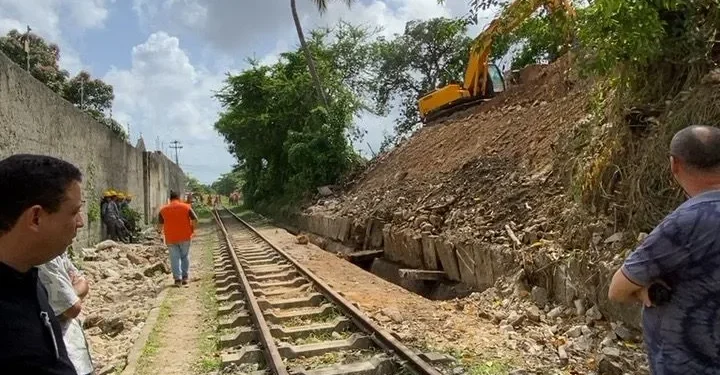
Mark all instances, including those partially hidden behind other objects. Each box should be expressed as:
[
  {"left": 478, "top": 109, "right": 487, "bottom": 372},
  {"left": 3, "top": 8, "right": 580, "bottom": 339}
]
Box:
[{"left": 422, "top": 97, "right": 492, "bottom": 125}]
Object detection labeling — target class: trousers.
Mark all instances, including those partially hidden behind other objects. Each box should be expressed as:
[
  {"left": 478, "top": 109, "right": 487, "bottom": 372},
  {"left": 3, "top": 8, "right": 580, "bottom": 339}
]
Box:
[{"left": 168, "top": 241, "right": 191, "bottom": 281}]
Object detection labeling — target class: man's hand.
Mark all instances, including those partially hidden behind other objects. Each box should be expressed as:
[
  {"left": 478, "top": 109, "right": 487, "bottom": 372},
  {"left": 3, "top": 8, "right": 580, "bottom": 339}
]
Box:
[
  {"left": 634, "top": 287, "right": 653, "bottom": 307},
  {"left": 609, "top": 267, "right": 646, "bottom": 305},
  {"left": 72, "top": 275, "right": 89, "bottom": 300}
]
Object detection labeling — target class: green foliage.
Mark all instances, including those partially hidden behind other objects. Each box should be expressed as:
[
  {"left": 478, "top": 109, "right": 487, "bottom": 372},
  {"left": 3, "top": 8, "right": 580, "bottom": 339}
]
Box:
[
  {"left": 577, "top": 0, "right": 665, "bottom": 75},
  {"left": 84, "top": 162, "right": 101, "bottom": 223},
  {"left": 63, "top": 70, "right": 114, "bottom": 115},
  {"left": 371, "top": 18, "right": 473, "bottom": 139},
  {"left": 215, "top": 23, "right": 371, "bottom": 208},
  {"left": 87, "top": 201, "right": 101, "bottom": 223},
  {"left": 210, "top": 171, "right": 243, "bottom": 196},
  {"left": 187, "top": 174, "right": 214, "bottom": 195},
  {"left": 121, "top": 206, "right": 143, "bottom": 237},
  {"left": 0, "top": 30, "right": 125, "bottom": 140},
  {"left": 0, "top": 29, "right": 68, "bottom": 93}
]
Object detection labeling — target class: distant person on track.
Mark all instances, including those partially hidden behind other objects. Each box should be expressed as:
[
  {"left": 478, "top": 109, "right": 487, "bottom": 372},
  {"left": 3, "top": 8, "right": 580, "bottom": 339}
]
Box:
[
  {"left": 157, "top": 191, "right": 199, "bottom": 287},
  {"left": 38, "top": 251, "right": 94, "bottom": 375},
  {"left": 0, "top": 154, "right": 83, "bottom": 374},
  {"left": 609, "top": 125, "right": 720, "bottom": 374}
]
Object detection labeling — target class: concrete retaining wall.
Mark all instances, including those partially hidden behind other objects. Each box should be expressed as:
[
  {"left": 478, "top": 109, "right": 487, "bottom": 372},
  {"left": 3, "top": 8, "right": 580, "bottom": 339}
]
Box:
[
  {"left": 0, "top": 52, "right": 185, "bottom": 245},
  {"left": 293, "top": 212, "right": 641, "bottom": 328}
]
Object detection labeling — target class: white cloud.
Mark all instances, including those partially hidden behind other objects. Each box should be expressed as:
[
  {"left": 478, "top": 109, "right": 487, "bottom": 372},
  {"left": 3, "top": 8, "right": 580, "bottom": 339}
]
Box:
[
  {"left": 0, "top": 0, "right": 110, "bottom": 75},
  {"left": 104, "top": 31, "right": 235, "bottom": 183},
  {"left": 64, "top": 0, "right": 109, "bottom": 29},
  {"left": 131, "top": 0, "right": 496, "bottom": 157}
]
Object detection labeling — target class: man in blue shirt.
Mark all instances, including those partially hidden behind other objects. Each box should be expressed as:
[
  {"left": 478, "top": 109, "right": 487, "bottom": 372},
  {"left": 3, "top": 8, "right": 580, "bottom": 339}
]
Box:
[{"left": 609, "top": 125, "right": 720, "bottom": 374}]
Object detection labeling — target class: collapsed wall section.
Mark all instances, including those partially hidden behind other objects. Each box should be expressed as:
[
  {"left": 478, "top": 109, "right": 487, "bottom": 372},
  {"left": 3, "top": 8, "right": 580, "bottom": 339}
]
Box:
[
  {"left": 0, "top": 52, "right": 185, "bottom": 245},
  {"left": 292, "top": 212, "right": 641, "bottom": 328}
]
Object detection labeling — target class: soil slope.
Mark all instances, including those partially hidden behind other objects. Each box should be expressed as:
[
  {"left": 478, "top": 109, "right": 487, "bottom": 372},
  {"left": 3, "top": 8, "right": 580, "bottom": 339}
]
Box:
[{"left": 309, "top": 57, "right": 590, "bottom": 246}]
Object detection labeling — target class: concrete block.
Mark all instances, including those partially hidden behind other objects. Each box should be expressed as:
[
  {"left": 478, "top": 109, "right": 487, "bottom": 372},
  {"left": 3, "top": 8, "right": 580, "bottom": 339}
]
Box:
[
  {"left": 435, "top": 238, "right": 460, "bottom": 281},
  {"left": 383, "top": 226, "right": 402, "bottom": 264},
  {"left": 364, "top": 218, "right": 385, "bottom": 250},
  {"left": 370, "top": 258, "right": 428, "bottom": 295},
  {"left": 491, "top": 245, "right": 517, "bottom": 280},
  {"left": 323, "top": 216, "right": 332, "bottom": 238},
  {"left": 420, "top": 233, "right": 439, "bottom": 270},
  {"left": 455, "top": 241, "right": 476, "bottom": 286},
  {"left": 472, "top": 241, "right": 494, "bottom": 289},
  {"left": 351, "top": 218, "right": 366, "bottom": 247},
  {"left": 400, "top": 229, "right": 424, "bottom": 269},
  {"left": 338, "top": 217, "right": 351, "bottom": 243}
]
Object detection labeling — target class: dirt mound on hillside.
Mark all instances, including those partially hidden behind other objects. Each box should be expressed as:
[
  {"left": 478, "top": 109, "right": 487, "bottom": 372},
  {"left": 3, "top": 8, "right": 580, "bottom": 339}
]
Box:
[{"left": 307, "top": 57, "right": 589, "bottom": 244}]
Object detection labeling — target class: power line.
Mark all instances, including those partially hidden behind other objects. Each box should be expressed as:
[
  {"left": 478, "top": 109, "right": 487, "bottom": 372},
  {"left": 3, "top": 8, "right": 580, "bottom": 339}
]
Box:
[{"left": 169, "top": 140, "right": 183, "bottom": 165}]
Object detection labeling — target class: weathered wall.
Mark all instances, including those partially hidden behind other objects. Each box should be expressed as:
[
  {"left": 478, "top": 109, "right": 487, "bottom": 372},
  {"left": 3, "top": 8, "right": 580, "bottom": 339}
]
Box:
[
  {"left": 292, "top": 212, "right": 641, "bottom": 328},
  {"left": 0, "top": 52, "right": 185, "bottom": 245}
]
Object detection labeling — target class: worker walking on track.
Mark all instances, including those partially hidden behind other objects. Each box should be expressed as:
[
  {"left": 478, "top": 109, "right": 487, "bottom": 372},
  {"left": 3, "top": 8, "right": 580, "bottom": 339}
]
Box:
[{"left": 157, "top": 191, "right": 199, "bottom": 287}]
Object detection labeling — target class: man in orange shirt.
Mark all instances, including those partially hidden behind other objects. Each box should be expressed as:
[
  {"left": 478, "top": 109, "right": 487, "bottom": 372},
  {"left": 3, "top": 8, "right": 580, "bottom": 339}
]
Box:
[{"left": 157, "top": 191, "right": 198, "bottom": 287}]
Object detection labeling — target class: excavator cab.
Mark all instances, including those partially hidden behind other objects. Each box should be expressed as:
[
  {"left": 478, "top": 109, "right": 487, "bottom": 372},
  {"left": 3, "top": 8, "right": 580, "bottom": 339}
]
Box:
[
  {"left": 417, "top": 0, "right": 575, "bottom": 124},
  {"left": 488, "top": 64, "right": 506, "bottom": 94},
  {"left": 418, "top": 63, "right": 505, "bottom": 123}
]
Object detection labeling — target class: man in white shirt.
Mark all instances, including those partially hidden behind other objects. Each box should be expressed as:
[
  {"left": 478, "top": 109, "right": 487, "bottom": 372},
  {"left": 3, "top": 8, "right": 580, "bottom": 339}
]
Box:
[{"left": 38, "top": 251, "right": 94, "bottom": 375}]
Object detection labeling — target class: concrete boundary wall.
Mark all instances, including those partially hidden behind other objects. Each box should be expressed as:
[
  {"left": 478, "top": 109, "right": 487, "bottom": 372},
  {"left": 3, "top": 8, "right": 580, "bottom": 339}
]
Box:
[
  {"left": 292, "top": 212, "right": 641, "bottom": 328},
  {"left": 0, "top": 52, "right": 185, "bottom": 245}
]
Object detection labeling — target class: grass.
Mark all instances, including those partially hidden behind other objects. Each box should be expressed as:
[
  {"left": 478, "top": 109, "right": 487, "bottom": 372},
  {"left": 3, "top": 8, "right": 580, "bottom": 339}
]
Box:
[
  {"left": 135, "top": 295, "right": 174, "bottom": 374},
  {"left": 283, "top": 308, "right": 343, "bottom": 327},
  {"left": 191, "top": 230, "right": 222, "bottom": 373},
  {"left": 229, "top": 205, "right": 268, "bottom": 224},
  {"left": 466, "top": 361, "right": 511, "bottom": 375},
  {"left": 441, "top": 348, "right": 514, "bottom": 375}
]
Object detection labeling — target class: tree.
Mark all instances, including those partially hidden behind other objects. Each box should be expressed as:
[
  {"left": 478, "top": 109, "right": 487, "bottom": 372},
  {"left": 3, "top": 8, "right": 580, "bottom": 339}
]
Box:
[
  {"left": 0, "top": 30, "right": 124, "bottom": 139},
  {"left": 214, "top": 23, "right": 373, "bottom": 208},
  {"left": 371, "top": 18, "right": 472, "bottom": 139},
  {"left": 188, "top": 175, "right": 213, "bottom": 195},
  {"left": 211, "top": 171, "right": 243, "bottom": 196},
  {"left": 0, "top": 29, "right": 68, "bottom": 93},
  {"left": 63, "top": 71, "right": 114, "bottom": 116},
  {"left": 290, "top": 0, "right": 355, "bottom": 108}
]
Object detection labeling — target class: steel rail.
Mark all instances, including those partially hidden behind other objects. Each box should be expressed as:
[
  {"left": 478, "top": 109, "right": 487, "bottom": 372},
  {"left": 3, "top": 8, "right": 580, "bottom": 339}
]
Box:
[
  {"left": 212, "top": 209, "right": 288, "bottom": 375},
  {"left": 221, "top": 207, "right": 443, "bottom": 375}
]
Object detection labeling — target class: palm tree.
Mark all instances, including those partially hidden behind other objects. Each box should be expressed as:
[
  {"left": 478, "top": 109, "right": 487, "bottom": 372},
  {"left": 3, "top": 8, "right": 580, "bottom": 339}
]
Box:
[{"left": 290, "top": 0, "right": 353, "bottom": 108}]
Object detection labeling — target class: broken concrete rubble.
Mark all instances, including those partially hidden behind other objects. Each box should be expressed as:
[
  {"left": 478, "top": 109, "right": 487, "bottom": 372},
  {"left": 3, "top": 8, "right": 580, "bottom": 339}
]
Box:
[
  {"left": 77, "top": 237, "right": 171, "bottom": 373},
  {"left": 291, "top": 211, "right": 642, "bottom": 333}
]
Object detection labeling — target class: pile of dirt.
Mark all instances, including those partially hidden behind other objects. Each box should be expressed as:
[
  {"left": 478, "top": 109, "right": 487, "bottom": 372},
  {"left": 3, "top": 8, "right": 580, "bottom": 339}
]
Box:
[
  {"left": 307, "top": 56, "right": 596, "bottom": 249},
  {"left": 76, "top": 238, "right": 172, "bottom": 374}
]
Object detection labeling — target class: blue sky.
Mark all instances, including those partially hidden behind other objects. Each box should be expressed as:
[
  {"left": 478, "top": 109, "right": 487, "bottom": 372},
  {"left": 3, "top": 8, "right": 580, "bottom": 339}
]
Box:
[{"left": 0, "top": 0, "right": 487, "bottom": 184}]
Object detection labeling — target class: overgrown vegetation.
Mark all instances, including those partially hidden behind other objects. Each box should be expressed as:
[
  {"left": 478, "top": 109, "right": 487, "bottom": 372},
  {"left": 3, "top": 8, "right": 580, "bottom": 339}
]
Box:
[
  {"left": 192, "top": 228, "right": 221, "bottom": 373},
  {"left": 214, "top": 23, "right": 375, "bottom": 210},
  {"left": 0, "top": 30, "right": 127, "bottom": 140},
  {"left": 216, "top": 0, "right": 719, "bottom": 234},
  {"left": 211, "top": 170, "right": 243, "bottom": 196},
  {"left": 564, "top": 0, "right": 720, "bottom": 234},
  {"left": 371, "top": 18, "right": 473, "bottom": 142}
]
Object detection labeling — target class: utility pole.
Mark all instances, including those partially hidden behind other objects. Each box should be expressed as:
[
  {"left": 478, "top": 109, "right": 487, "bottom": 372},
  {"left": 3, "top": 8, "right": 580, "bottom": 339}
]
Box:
[
  {"left": 169, "top": 140, "right": 183, "bottom": 165},
  {"left": 23, "top": 25, "right": 32, "bottom": 71},
  {"left": 80, "top": 76, "right": 85, "bottom": 110}
]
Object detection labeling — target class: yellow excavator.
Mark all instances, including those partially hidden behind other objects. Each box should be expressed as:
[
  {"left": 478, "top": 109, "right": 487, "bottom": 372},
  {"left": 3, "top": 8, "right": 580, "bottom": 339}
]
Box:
[{"left": 418, "top": 0, "right": 576, "bottom": 123}]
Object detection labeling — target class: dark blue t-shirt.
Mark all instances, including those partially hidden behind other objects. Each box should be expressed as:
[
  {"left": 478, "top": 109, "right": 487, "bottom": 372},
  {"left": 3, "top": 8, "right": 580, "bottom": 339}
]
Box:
[{"left": 622, "top": 190, "right": 720, "bottom": 374}]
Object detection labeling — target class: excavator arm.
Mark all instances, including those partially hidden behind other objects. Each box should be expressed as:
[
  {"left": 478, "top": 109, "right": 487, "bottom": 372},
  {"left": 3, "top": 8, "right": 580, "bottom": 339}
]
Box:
[
  {"left": 466, "top": 0, "right": 576, "bottom": 97},
  {"left": 418, "top": 0, "right": 576, "bottom": 122}
]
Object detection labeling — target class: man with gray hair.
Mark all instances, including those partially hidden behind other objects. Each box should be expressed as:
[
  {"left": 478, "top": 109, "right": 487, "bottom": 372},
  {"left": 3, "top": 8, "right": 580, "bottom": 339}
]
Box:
[{"left": 609, "top": 125, "right": 720, "bottom": 373}]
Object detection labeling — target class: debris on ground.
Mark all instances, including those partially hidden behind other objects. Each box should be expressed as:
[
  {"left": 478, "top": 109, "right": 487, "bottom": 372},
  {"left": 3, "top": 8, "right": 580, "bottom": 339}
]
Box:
[
  {"left": 76, "top": 238, "right": 171, "bottom": 374},
  {"left": 257, "top": 225, "right": 650, "bottom": 374}
]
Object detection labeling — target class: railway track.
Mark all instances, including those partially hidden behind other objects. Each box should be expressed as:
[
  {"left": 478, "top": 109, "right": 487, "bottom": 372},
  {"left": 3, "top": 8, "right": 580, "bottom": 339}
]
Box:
[{"left": 212, "top": 208, "right": 449, "bottom": 375}]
